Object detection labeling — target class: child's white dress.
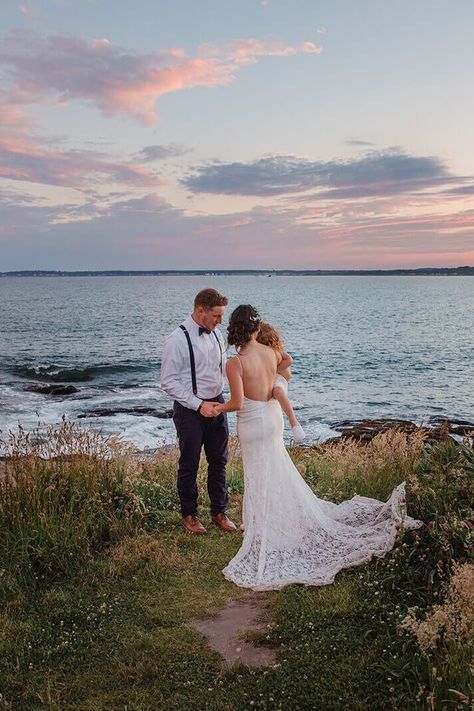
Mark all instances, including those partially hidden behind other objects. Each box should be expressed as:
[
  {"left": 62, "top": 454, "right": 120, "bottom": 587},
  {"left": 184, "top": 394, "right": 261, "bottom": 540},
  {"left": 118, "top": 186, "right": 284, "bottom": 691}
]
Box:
[{"left": 273, "top": 373, "right": 288, "bottom": 393}]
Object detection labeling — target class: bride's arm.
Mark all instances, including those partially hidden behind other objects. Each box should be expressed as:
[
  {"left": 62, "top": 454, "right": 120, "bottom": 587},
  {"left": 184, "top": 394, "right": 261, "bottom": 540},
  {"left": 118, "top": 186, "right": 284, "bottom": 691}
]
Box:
[{"left": 215, "top": 358, "right": 244, "bottom": 413}]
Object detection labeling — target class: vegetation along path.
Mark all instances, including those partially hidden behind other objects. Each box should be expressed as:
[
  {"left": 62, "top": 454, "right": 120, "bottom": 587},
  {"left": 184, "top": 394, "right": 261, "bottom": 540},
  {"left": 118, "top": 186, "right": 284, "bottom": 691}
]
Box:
[{"left": 0, "top": 423, "right": 472, "bottom": 710}]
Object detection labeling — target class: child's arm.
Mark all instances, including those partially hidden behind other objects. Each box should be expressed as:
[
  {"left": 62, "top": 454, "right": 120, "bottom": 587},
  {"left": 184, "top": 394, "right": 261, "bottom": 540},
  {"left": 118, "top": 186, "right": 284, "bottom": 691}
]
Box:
[{"left": 277, "top": 350, "right": 293, "bottom": 374}]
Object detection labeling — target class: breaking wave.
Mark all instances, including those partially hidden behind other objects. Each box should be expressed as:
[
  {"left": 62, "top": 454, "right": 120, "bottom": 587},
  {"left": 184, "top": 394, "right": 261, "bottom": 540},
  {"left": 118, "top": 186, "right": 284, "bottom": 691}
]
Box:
[{"left": 12, "top": 362, "right": 154, "bottom": 383}]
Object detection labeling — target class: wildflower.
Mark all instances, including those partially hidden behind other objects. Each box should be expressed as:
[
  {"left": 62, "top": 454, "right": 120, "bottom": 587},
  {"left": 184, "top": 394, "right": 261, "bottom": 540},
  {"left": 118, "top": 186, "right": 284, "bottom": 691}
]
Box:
[{"left": 399, "top": 562, "right": 474, "bottom": 651}]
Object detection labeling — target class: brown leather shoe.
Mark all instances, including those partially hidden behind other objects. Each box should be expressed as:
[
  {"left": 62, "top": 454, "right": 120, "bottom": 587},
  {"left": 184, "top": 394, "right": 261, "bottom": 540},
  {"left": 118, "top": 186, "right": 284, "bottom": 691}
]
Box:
[
  {"left": 211, "top": 513, "right": 237, "bottom": 533},
  {"left": 181, "top": 515, "right": 207, "bottom": 535}
]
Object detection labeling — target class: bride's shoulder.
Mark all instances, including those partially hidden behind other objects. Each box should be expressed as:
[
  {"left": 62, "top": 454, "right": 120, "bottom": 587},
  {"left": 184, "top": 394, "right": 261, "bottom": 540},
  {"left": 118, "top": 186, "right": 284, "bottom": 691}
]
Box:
[
  {"left": 226, "top": 357, "right": 244, "bottom": 383},
  {"left": 226, "top": 355, "right": 242, "bottom": 372}
]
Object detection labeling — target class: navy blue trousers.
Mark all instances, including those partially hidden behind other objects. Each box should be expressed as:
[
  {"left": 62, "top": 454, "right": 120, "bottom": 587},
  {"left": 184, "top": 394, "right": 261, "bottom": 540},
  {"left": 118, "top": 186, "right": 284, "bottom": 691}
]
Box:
[{"left": 172, "top": 396, "right": 229, "bottom": 517}]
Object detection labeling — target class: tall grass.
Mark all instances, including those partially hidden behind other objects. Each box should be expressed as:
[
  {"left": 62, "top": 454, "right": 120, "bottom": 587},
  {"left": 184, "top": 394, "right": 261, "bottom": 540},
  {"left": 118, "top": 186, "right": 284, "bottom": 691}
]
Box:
[
  {"left": 0, "top": 423, "right": 246, "bottom": 605},
  {"left": 0, "top": 421, "right": 141, "bottom": 599},
  {"left": 296, "top": 428, "right": 427, "bottom": 502}
]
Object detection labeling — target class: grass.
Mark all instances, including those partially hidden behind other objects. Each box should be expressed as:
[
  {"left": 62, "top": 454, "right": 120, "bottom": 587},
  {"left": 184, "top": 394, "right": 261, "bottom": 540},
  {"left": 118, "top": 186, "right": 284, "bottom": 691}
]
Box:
[{"left": 0, "top": 422, "right": 472, "bottom": 710}]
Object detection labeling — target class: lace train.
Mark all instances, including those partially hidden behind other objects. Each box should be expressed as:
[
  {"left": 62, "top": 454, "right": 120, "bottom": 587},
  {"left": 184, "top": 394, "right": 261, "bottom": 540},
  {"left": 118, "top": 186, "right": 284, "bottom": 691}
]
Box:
[{"left": 223, "top": 398, "right": 422, "bottom": 591}]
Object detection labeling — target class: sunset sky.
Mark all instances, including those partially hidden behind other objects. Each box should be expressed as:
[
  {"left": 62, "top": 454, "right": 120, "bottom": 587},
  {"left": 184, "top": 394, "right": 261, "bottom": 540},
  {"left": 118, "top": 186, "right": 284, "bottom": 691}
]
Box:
[{"left": 1, "top": 0, "right": 474, "bottom": 270}]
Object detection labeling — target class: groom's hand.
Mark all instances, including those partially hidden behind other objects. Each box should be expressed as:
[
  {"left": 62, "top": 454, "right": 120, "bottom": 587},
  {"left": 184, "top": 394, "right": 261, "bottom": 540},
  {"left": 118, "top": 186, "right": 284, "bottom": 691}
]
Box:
[{"left": 199, "top": 401, "right": 220, "bottom": 417}]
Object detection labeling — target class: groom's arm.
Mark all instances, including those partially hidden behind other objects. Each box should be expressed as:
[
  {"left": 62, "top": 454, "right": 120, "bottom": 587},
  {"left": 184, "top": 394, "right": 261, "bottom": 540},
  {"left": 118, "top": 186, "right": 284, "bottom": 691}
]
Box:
[{"left": 160, "top": 334, "right": 202, "bottom": 411}]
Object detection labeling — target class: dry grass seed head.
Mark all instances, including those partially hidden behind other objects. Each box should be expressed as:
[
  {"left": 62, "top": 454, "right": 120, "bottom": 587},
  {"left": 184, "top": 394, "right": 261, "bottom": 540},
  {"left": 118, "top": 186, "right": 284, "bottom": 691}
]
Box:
[{"left": 400, "top": 562, "right": 474, "bottom": 650}]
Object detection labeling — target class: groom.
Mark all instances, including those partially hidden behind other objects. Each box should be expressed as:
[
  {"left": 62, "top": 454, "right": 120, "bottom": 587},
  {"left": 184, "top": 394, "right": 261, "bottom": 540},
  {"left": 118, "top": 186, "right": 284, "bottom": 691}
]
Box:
[{"left": 160, "top": 288, "right": 237, "bottom": 535}]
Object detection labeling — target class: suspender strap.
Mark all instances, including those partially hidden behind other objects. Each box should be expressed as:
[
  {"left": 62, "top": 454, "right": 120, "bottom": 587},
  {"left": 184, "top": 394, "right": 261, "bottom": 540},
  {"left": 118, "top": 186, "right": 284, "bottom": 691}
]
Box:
[
  {"left": 179, "top": 325, "right": 197, "bottom": 395},
  {"left": 212, "top": 330, "right": 223, "bottom": 372}
]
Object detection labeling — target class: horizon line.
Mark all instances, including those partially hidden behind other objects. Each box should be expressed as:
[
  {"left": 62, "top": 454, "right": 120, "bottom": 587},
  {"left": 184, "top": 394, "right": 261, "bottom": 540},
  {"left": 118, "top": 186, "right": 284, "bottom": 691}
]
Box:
[{"left": 1, "top": 265, "right": 474, "bottom": 276}]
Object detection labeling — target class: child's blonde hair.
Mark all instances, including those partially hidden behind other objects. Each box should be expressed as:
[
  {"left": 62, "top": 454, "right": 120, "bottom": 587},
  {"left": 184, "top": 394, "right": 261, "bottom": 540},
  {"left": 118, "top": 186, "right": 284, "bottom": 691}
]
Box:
[{"left": 257, "top": 321, "right": 284, "bottom": 351}]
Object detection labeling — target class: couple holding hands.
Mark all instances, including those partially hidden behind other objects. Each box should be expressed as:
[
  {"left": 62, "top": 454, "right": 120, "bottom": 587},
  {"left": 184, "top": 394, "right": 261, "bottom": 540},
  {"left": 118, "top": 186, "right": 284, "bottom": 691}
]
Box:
[{"left": 160, "top": 288, "right": 420, "bottom": 592}]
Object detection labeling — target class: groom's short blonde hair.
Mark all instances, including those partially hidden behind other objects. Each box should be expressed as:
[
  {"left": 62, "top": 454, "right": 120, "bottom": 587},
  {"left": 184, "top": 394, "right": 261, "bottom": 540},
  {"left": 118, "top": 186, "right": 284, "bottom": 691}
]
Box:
[{"left": 194, "top": 288, "right": 228, "bottom": 310}]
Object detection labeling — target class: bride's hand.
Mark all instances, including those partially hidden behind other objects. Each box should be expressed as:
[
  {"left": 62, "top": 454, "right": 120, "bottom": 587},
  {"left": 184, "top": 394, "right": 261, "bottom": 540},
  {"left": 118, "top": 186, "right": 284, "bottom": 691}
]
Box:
[{"left": 200, "top": 401, "right": 221, "bottom": 417}]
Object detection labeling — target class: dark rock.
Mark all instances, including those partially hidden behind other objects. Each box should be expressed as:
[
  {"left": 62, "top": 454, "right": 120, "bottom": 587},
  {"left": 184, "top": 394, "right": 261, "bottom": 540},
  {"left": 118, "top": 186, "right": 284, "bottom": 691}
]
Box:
[
  {"left": 332, "top": 418, "right": 418, "bottom": 443},
  {"left": 24, "top": 384, "right": 79, "bottom": 396},
  {"left": 328, "top": 417, "right": 474, "bottom": 444},
  {"left": 427, "top": 417, "right": 474, "bottom": 437},
  {"left": 77, "top": 407, "right": 173, "bottom": 419}
]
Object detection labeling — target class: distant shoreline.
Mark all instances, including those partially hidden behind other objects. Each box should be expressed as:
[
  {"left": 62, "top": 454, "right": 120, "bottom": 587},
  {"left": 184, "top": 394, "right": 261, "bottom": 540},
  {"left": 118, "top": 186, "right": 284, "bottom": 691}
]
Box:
[{"left": 1, "top": 267, "right": 474, "bottom": 277}]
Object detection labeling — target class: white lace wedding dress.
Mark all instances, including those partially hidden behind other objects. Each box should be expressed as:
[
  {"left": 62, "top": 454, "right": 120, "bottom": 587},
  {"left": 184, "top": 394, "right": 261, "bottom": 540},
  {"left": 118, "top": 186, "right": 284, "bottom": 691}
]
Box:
[{"left": 223, "top": 397, "right": 422, "bottom": 591}]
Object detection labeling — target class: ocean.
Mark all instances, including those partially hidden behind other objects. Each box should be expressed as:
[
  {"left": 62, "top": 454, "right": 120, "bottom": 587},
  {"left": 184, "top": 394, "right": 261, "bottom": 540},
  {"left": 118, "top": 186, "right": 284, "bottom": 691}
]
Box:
[{"left": 1, "top": 275, "right": 473, "bottom": 450}]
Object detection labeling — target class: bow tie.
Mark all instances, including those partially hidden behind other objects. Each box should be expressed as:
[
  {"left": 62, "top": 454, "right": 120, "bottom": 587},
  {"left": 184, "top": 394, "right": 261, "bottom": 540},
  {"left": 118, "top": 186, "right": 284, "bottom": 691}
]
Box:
[{"left": 199, "top": 326, "right": 211, "bottom": 336}]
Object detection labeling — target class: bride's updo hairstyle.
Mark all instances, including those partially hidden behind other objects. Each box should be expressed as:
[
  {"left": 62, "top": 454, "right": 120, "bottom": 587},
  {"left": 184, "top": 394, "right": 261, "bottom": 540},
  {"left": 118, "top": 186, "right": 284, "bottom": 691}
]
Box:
[{"left": 227, "top": 305, "right": 261, "bottom": 349}]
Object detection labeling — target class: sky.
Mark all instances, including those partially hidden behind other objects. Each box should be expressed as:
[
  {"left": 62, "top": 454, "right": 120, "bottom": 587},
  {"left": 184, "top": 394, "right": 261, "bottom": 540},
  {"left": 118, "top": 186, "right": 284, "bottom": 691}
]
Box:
[{"left": 1, "top": 0, "right": 474, "bottom": 270}]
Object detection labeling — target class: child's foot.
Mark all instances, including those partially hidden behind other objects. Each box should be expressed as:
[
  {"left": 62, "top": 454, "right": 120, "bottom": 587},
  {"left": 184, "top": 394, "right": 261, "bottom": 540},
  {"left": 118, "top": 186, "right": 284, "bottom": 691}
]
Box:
[{"left": 291, "top": 424, "right": 306, "bottom": 444}]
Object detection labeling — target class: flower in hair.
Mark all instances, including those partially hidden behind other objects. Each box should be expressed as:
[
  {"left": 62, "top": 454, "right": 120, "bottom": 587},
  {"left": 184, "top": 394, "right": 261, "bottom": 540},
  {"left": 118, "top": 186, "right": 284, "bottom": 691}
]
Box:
[{"left": 249, "top": 307, "right": 261, "bottom": 322}]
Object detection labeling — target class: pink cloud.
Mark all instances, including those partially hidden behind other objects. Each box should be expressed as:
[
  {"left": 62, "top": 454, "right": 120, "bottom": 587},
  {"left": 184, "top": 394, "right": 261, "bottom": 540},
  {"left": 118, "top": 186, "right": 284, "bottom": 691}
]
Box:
[
  {"left": 0, "top": 106, "right": 27, "bottom": 129},
  {"left": 17, "top": 4, "right": 46, "bottom": 22},
  {"left": 196, "top": 215, "right": 253, "bottom": 234},
  {"left": 321, "top": 211, "right": 474, "bottom": 239},
  {"left": 90, "top": 38, "right": 111, "bottom": 50},
  {"left": 0, "top": 127, "right": 166, "bottom": 189},
  {"left": 2, "top": 189, "right": 474, "bottom": 270},
  {"left": 226, "top": 216, "right": 253, "bottom": 227},
  {"left": 0, "top": 30, "right": 322, "bottom": 125},
  {"left": 0, "top": 93, "right": 32, "bottom": 134},
  {"left": 0, "top": 73, "right": 168, "bottom": 189},
  {"left": 200, "top": 38, "right": 322, "bottom": 65}
]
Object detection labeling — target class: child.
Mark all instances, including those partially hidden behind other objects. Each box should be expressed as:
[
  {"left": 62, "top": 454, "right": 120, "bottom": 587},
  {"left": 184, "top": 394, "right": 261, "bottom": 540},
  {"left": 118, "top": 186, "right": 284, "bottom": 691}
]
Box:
[{"left": 257, "top": 321, "right": 306, "bottom": 444}]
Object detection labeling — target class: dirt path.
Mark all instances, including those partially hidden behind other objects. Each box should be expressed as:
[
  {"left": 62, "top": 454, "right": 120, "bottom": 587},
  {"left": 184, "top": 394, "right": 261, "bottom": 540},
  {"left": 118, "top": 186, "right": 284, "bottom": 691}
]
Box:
[{"left": 189, "top": 593, "right": 277, "bottom": 668}]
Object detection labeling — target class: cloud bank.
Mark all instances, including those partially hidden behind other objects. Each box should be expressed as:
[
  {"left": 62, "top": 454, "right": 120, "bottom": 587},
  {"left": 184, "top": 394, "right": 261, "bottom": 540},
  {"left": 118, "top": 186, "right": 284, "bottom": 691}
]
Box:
[
  {"left": 182, "top": 150, "right": 449, "bottom": 197},
  {"left": 0, "top": 30, "right": 322, "bottom": 125}
]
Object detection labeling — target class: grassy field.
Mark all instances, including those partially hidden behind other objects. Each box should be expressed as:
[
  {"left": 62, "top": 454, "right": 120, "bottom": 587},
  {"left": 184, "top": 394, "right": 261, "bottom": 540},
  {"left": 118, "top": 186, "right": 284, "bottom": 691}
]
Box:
[{"left": 0, "top": 423, "right": 473, "bottom": 710}]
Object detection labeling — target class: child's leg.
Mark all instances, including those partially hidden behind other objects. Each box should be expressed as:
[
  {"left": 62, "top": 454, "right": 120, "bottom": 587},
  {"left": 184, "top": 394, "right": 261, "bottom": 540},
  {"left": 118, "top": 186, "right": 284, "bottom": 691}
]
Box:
[
  {"left": 272, "top": 386, "right": 299, "bottom": 427},
  {"left": 273, "top": 386, "right": 306, "bottom": 443}
]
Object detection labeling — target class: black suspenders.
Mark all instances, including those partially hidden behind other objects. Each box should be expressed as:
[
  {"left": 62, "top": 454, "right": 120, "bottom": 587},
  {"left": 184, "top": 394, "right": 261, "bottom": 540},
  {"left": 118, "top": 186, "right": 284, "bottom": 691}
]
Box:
[
  {"left": 179, "top": 325, "right": 197, "bottom": 394},
  {"left": 213, "top": 331, "right": 223, "bottom": 374},
  {"left": 179, "top": 325, "right": 223, "bottom": 396}
]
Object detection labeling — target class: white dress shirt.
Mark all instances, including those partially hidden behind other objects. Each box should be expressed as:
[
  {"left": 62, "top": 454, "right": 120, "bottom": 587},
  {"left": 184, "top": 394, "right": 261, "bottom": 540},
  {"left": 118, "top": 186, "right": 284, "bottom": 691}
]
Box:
[{"left": 160, "top": 316, "right": 226, "bottom": 410}]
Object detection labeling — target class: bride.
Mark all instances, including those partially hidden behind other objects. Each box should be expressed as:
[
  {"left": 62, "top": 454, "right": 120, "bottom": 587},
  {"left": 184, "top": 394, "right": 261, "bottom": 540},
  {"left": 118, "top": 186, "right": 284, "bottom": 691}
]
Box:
[{"left": 214, "top": 305, "right": 422, "bottom": 591}]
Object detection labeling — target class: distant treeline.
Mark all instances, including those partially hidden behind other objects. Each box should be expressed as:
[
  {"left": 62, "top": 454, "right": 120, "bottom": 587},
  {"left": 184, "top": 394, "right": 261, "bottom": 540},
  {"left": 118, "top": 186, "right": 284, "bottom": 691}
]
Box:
[{"left": 1, "top": 267, "right": 474, "bottom": 277}]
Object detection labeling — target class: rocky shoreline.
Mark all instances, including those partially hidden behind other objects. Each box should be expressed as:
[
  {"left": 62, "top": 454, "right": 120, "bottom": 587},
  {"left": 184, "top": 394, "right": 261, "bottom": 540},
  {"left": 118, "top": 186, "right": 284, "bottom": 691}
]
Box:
[
  {"left": 327, "top": 416, "right": 474, "bottom": 444},
  {"left": 77, "top": 406, "right": 173, "bottom": 419},
  {"left": 2, "top": 418, "right": 473, "bottom": 472}
]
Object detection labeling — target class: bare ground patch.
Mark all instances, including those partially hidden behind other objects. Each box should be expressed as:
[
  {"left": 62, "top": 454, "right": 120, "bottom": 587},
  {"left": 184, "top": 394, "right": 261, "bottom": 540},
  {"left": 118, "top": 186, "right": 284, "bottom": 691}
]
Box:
[{"left": 189, "top": 593, "right": 277, "bottom": 668}]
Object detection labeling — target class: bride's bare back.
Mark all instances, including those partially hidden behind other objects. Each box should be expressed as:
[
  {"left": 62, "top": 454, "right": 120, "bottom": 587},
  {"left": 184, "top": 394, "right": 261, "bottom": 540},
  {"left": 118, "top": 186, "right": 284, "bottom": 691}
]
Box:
[{"left": 236, "top": 341, "right": 278, "bottom": 401}]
